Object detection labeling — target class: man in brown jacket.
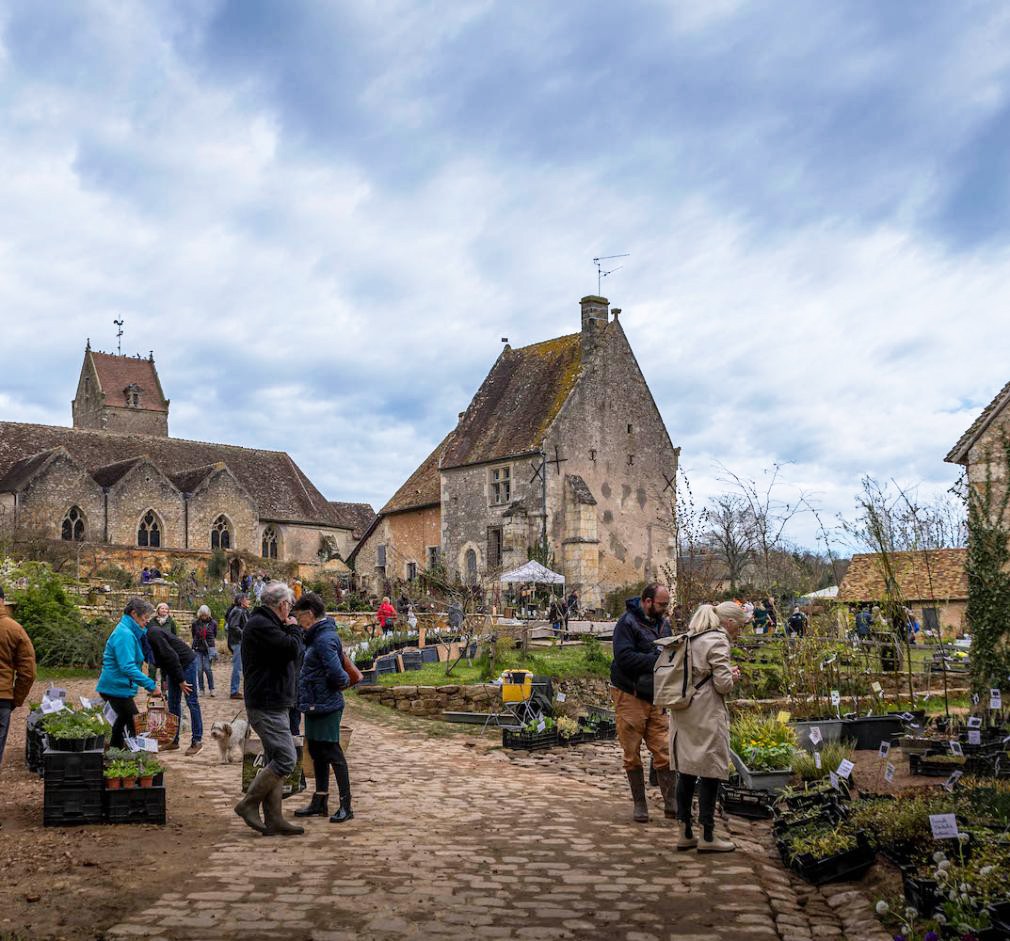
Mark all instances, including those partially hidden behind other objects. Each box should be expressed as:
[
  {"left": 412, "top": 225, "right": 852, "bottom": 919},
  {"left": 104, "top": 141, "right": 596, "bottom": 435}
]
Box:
[{"left": 0, "top": 585, "right": 37, "bottom": 771}]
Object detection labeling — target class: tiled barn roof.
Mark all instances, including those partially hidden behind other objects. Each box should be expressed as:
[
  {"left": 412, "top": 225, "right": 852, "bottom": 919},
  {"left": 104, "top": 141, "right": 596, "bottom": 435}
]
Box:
[
  {"left": 0, "top": 421, "right": 340, "bottom": 527},
  {"left": 440, "top": 334, "right": 582, "bottom": 469},
  {"left": 945, "top": 378, "right": 1010, "bottom": 465},
  {"left": 327, "top": 501, "right": 377, "bottom": 538},
  {"left": 381, "top": 434, "right": 452, "bottom": 515},
  {"left": 838, "top": 548, "right": 967, "bottom": 603},
  {"left": 90, "top": 351, "right": 168, "bottom": 412}
]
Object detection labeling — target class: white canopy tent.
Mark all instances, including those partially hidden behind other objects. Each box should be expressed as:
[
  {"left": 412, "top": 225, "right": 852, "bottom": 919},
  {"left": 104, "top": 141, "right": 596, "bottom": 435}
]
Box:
[{"left": 499, "top": 560, "right": 565, "bottom": 585}]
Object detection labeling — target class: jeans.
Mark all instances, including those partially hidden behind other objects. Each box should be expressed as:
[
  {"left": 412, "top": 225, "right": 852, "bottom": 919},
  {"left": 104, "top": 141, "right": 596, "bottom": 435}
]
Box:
[
  {"left": 0, "top": 699, "right": 12, "bottom": 768},
  {"left": 230, "top": 647, "right": 242, "bottom": 695},
  {"left": 167, "top": 660, "right": 203, "bottom": 744},
  {"left": 247, "top": 707, "right": 296, "bottom": 777},
  {"left": 103, "top": 695, "right": 139, "bottom": 749},
  {"left": 196, "top": 650, "right": 215, "bottom": 692}
]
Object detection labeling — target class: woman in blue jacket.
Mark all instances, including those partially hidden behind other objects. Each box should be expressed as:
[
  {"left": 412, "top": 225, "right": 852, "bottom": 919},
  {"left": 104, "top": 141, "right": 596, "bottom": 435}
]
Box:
[
  {"left": 97, "top": 597, "right": 158, "bottom": 747},
  {"left": 291, "top": 592, "right": 352, "bottom": 823}
]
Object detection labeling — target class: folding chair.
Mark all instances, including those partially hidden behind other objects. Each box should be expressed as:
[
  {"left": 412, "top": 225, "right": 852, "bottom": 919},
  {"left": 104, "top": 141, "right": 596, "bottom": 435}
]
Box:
[{"left": 481, "top": 670, "right": 551, "bottom": 735}]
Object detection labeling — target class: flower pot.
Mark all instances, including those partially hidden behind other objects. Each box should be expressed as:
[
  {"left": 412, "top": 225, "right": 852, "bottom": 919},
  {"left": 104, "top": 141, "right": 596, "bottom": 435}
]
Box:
[
  {"left": 121, "top": 776, "right": 137, "bottom": 788},
  {"left": 730, "top": 749, "right": 793, "bottom": 794},
  {"left": 105, "top": 777, "right": 122, "bottom": 789},
  {"left": 138, "top": 775, "right": 154, "bottom": 788},
  {"left": 792, "top": 719, "right": 845, "bottom": 752}
]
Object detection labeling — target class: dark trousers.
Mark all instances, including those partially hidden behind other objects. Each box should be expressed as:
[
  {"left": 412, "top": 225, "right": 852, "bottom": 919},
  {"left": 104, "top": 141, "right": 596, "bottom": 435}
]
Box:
[
  {"left": 103, "top": 695, "right": 139, "bottom": 748},
  {"left": 0, "top": 699, "right": 12, "bottom": 767},
  {"left": 166, "top": 660, "right": 203, "bottom": 744},
  {"left": 289, "top": 707, "right": 302, "bottom": 737},
  {"left": 676, "top": 774, "right": 720, "bottom": 831},
  {"left": 307, "top": 738, "right": 350, "bottom": 801}
]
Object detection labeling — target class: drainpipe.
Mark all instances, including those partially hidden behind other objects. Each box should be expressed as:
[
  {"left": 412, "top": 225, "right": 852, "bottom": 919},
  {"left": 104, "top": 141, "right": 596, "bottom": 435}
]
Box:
[
  {"left": 102, "top": 488, "right": 109, "bottom": 542},
  {"left": 183, "top": 493, "right": 189, "bottom": 549}
]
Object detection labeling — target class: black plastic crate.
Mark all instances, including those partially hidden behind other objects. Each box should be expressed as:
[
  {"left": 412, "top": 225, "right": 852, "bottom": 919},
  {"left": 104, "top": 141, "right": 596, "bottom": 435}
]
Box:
[
  {"left": 104, "top": 786, "right": 166, "bottom": 825},
  {"left": 43, "top": 748, "right": 104, "bottom": 789},
  {"left": 25, "top": 716, "right": 46, "bottom": 776},
  {"left": 420, "top": 646, "right": 440, "bottom": 664},
  {"left": 902, "top": 872, "right": 942, "bottom": 916},
  {"left": 719, "top": 784, "right": 774, "bottom": 820},
  {"left": 910, "top": 753, "right": 968, "bottom": 777},
  {"left": 374, "top": 655, "right": 399, "bottom": 676},
  {"left": 44, "top": 785, "right": 104, "bottom": 826},
  {"left": 502, "top": 728, "right": 558, "bottom": 751},
  {"left": 400, "top": 651, "right": 423, "bottom": 671},
  {"left": 787, "top": 832, "right": 876, "bottom": 886}
]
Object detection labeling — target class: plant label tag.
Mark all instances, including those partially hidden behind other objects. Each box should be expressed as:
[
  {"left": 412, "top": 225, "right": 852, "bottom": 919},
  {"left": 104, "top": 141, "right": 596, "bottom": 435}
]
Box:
[
  {"left": 930, "top": 813, "right": 959, "bottom": 838},
  {"left": 836, "top": 758, "right": 855, "bottom": 779},
  {"left": 103, "top": 702, "right": 117, "bottom": 725},
  {"left": 555, "top": 692, "right": 566, "bottom": 703},
  {"left": 884, "top": 762, "right": 896, "bottom": 783},
  {"left": 878, "top": 741, "right": 891, "bottom": 758},
  {"left": 40, "top": 697, "right": 65, "bottom": 714},
  {"left": 973, "top": 693, "right": 981, "bottom": 706},
  {"left": 44, "top": 687, "right": 67, "bottom": 702},
  {"left": 808, "top": 726, "right": 823, "bottom": 746},
  {"left": 943, "top": 771, "right": 963, "bottom": 793},
  {"left": 968, "top": 730, "right": 982, "bottom": 745},
  {"left": 79, "top": 696, "right": 93, "bottom": 709},
  {"left": 814, "top": 752, "right": 822, "bottom": 769},
  {"left": 871, "top": 681, "right": 883, "bottom": 695},
  {"left": 776, "top": 710, "right": 791, "bottom": 725},
  {"left": 536, "top": 719, "right": 546, "bottom": 733},
  {"left": 829, "top": 771, "right": 841, "bottom": 791},
  {"left": 968, "top": 717, "right": 983, "bottom": 729},
  {"left": 949, "top": 740, "right": 964, "bottom": 757},
  {"left": 126, "top": 737, "right": 142, "bottom": 752},
  {"left": 991, "top": 689, "right": 1002, "bottom": 710},
  {"left": 830, "top": 690, "right": 841, "bottom": 707},
  {"left": 138, "top": 736, "right": 159, "bottom": 753}
]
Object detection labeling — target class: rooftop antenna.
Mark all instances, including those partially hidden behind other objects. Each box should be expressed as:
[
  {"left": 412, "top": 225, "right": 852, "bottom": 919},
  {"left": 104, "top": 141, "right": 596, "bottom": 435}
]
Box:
[
  {"left": 113, "top": 319, "right": 124, "bottom": 355},
  {"left": 593, "top": 253, "right": 629, "bottom": 294}
]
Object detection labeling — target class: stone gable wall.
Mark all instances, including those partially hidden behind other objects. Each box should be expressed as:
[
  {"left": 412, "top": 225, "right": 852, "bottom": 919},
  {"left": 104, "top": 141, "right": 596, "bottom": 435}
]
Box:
[
  {"left": 106, "top": 464, "right": 184, "bottom": 548},
  {"left": 11, "top": 453, "right": 105, "bottom": 541},
  {"left": 354, "top": 506, "right": 441, "bottom": 595},
  {"left": 187, "top": 471, "right": 258, "bottom": 554}
]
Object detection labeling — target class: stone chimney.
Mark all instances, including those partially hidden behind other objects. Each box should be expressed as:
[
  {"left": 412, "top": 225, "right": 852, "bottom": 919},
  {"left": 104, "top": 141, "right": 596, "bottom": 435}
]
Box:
[{"left": 580, "top": 295, "right": 609, "bottom": 357}]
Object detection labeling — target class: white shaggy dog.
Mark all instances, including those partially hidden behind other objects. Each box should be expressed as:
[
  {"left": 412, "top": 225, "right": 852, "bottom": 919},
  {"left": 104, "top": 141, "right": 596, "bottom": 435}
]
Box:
[{"left": 209, "top": 717, "right": 249, "bottom": 763}]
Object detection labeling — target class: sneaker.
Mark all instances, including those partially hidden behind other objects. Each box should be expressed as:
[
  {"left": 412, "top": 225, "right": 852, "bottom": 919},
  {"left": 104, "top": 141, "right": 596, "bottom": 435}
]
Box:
[
  {"left": 162, "top": 741, "right": 180, "bottom": 752},
  {"left": 185, "top": 742, "right": 203, "bottom": 756},
  {"left": 230, "top": 693, "right": 242, "bottom": 700},
  {"left": 209, "top": 690, "right": 216, "bottom": 697}
]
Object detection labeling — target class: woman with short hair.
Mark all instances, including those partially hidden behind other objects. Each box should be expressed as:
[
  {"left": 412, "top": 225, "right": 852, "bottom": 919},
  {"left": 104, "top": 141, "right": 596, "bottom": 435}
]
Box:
[
  {"left": 191, "top": 604, "right": 218, "bottom": 697},
  {"left": 148, "top": 602, "right": 178, "bottom": 691},
  {"left": 98, "top": 597, "right": 158, "bottom": 748},
  {"left": 669, "top": 601, "right": 750, "bottom": 853},
  {"left": 292, "top": 592, "right": 353, "bottom": 823}
]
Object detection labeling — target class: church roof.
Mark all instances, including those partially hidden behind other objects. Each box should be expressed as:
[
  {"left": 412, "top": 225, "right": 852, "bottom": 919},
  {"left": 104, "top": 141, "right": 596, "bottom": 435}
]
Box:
[
  {"left": 91, "top": 457, "right": 148, "bottom": 488},
  {"left": 439, "top": 334, "right": 582, "bottom": 469},
  {"left": 327, "top": 501, "right": 376, "bottom": 538},
  {"left": 0, "top": 448, "right": 61, "bottom": 493},
  {"left": 89, "top": 351, "right": 168, "bottom": 412},
  {"left": 838, "top": 548, "right": 967, "bottom": 603},
  {"left": 170, "top": 463, "right": 224, "bottom": 494},
  {"left": 0, "top": 422, "right": 340, "bottom": 527},
  {"left": 381, "top": 434, "right": 452, "bottom": 514},
  {"left": 945, "top": 378, "right": 1010, "bottom": 465}
]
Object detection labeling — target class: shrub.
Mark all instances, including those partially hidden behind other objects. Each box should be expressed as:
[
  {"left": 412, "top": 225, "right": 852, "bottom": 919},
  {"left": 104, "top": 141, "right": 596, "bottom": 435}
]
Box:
[
  {"left": 581, "top": 634, "right": 612, "bottom": 678},
  {"left": 93, "top": 563, "right": 134, "bottom": 589}
]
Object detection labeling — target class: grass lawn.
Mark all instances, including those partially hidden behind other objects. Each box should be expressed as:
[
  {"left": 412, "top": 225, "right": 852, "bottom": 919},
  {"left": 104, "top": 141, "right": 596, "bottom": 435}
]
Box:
[
  {"left": 36, "top": 666, "right": 101, "bottom": 682},
  {"left": 374, "top": 643, "right": 609, "bottom": 687}
]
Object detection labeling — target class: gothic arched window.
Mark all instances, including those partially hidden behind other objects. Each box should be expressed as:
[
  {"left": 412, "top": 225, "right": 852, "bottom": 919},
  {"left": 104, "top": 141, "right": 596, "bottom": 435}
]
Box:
[
  {"left": 61, "top": 506, "right": 85, "bottom": 542},
  {"left": 211, "top": 515, "right": 231, "bottom": 550},
  {"left": 137, "top": 509, "right": 161, "bottom": 548},
  {"left": 261, "top": 526, "right": 278, "bottom": 559}
]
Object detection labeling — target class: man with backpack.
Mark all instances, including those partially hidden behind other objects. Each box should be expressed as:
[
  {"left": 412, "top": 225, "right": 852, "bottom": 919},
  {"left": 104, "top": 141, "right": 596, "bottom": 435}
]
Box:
[{"left": 609, "top": 583, "right": 676, "bottom": 823}]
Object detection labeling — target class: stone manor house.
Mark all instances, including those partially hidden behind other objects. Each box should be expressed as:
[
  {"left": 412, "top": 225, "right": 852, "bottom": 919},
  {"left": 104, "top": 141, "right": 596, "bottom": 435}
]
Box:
[
  {"left": 350, "top": 296, "right": 680, "bottom": 608},
  {"left": 0, "top": 344, "right": 373, "bottom": 572}
]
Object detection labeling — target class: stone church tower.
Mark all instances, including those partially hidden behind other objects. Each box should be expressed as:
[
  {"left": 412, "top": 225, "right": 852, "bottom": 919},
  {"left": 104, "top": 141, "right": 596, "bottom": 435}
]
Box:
[{"left": 72, "top": 343, "right": 170, "bottom": 436}]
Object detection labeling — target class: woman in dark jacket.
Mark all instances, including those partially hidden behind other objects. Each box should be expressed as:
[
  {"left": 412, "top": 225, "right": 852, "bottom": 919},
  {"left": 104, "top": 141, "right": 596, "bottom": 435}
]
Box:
[
  {"left": 190, "top": 605, "right": 218, "bottom": 697},
  {"left": 291, "top": 592, "right": 353, "bottom": 823}
]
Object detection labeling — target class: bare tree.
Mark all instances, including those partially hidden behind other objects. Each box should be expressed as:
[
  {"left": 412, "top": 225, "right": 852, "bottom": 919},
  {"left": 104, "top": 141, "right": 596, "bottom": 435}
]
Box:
[{"left": 703, "top": 494, "right": 756, "bottom": 593}]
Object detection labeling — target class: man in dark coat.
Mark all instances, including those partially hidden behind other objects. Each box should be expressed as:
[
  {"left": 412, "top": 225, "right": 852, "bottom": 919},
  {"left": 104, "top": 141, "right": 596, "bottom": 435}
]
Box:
[
  {"left": 226, "top": 593, "right": 250, "bottom": 700},
  {"left": 610, "top": 583, "right": 675, "bottom": 823},
  {"left": 233, "top": 582, "right": 304, "bottom": 837},
  {"left": 147, "top": 621, "right": 202, "bottom": 754}
]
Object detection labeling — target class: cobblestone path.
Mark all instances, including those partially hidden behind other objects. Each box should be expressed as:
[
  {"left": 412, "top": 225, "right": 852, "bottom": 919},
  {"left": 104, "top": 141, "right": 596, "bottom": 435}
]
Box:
[{"left": 105, "top": 695, "right": 888, "bottom": 941}]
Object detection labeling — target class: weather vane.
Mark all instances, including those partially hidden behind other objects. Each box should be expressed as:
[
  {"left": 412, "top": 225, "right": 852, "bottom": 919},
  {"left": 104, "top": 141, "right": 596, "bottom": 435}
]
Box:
[
  {"left": 593, "top": 254, "right": 629, "bottom": 294},
  {"left": 113, "top": 319, "right": 124, "bottom": 355}
]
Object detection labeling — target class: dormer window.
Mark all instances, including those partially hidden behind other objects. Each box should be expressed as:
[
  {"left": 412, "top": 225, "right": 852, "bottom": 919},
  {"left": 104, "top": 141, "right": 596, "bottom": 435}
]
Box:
[{"left": 125, "top": 383, "right": 141, "bottom": 408}]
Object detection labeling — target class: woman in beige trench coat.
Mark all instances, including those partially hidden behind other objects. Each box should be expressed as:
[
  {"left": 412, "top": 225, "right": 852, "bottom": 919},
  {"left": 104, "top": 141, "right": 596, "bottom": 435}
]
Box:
[{"left": 669, "top": 601, "right": 751, "bottom": 853}]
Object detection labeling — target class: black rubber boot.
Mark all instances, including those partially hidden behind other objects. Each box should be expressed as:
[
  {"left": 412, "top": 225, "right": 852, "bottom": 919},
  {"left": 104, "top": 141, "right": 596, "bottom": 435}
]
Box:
[
  {"left": 330, "top": 794, "right": 354, "bottom": 823},
  {"left": 626, "top": 768, "right": 649, "bottom": 823},
  {"left": 294, "top": 792, "right": 329, "bottom": 818}
]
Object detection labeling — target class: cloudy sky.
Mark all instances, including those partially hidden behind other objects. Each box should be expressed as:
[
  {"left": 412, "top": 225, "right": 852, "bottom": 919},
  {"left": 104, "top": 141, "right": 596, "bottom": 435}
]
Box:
[{"left": 1, "top": 1, "right": 1008, "bottom": 551}]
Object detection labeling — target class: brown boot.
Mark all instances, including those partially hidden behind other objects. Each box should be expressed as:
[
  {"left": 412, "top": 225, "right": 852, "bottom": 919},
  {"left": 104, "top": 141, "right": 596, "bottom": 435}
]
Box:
[
  {"left": 234, "top": 768, "right": 275, "bottom": 833},
  {"left": 656, "top": 768, "right": 678, "bottom": 820},
  {"left": 626, "top": 768, "right": 649, "bottom": 823},
  {"left": 262, "top": 775, "right": 304, "bottom": 837}
]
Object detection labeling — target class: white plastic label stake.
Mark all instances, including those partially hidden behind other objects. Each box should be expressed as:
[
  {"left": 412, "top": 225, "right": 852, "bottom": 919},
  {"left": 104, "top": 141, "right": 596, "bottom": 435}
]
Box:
[
  {"left": 138, "top": 735, "right": 159, "bottom": 753},
  {"left": 973, "top": 693, "right": 981, "bottom": 706},
  {"left": 44, "top": 687, "right": 67, "bottom": 702},
  {"left": 556, "top": 692, "right": 566, "bottom": 703},
  {"left": 40, "top": 698, "right": 65, "bottom": 714},
  {"left": 871, "top": 681, "right": 883, "bottom": 695},
  {"left": 949, "top": 741, "right": 964, "bottom": 757},
  {"left": 968, "top": 730, "right": 981, "bottom": 746},
  {"left": 830, "top": 690, "right": 841, "bottom": 706},
  {"left": 536, "top": 719, "right": 546, "bottom": 733},
  {"left": 878, "top": 741, "right": 890, "bottom": 758},
  {"left": 836, "top": 758, "right": 855, "bottom": 779},
  {"left": 968, "top": 717, "right": 983, "bottom": 729},
  {"left": 79, "top": 696, "right": 93, "bottom": 709},
  {"left": 808, "top": 726, "right": 823, "bottom": 746},
  {"left": 103, "top": 702, "right": 117, "bottom": 725},
  {"left": 991, "top": 689, "right": 1002, "bottom": 710},
  {"left": 943, "top": 770, "right": 964, "bottom": 792},
  {"left": 829, "top": 771, "right": 841, "bottom": 791},
  {"left": 884, "top": 762, "right": 896, "bottom": 783},
  {"left": 814, "top": 752, "right": 822, "bottom": 769},
  {"left": 125, "top": 737, "right": 142, "bottom": 752},
  {"left": 930, "top": 813, "right": 959, "bottom": 838}
]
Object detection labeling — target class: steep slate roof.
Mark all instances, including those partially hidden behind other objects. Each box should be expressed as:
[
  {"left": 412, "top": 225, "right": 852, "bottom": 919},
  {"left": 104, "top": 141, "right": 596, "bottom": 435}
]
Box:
[
  {"left": 90, "top": 351, "right": 168, "bottom": 412},
  {"left": 0, "top": 448, "right": 61, "bottom": 493},
  {"left": 838, "top": 548, "right": 967, "bottom": 603},
  {"left": 327, "top": 501, "right": 376, "bottom": 538},
  {"left": 0, "top": 421, "right": 340, "bottom": 527},
  {"left": 169, "top": 463, "right": 222, "bottom": 494},
  {"left": 440, "top": 334, "right": 582, "bottom": 469},
  {"left": 91, "top": 457, "right": 147, "bottom": 488},
  {"left": 381, "top": 434, "right": 452, "bottom": 514},
  {"left": 946, "top": 379, "right": 1010, "bottom": 465}
]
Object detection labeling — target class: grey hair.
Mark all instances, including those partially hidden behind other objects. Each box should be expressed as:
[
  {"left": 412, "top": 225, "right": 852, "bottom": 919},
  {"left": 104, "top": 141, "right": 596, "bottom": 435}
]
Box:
[
  {"left": 261, "top": 581, "right": 294, "bottom": 608},
  {"left": 125, "top": 597, "right": 156, "bottom": 619},
  {"left": 197, "top": 604, "right": 212, "bottom": 618}
]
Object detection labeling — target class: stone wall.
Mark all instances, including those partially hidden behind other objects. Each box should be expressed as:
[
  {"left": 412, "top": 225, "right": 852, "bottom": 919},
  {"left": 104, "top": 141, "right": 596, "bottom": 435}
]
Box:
[
  {"left": 106, "top": 461, "right": 184, "bottom": 548},
  {"left": 12, "top": 451, "right": 105, "bottom": 540},
  {"left": 186, "top": 468, "right": 258, "bottom": 554},
  {"left": 354, "top": 505, "right": 441, "bottom": 595}
]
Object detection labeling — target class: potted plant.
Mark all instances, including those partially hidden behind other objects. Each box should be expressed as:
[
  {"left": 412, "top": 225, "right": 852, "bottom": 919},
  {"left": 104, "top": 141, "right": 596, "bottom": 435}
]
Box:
[
  {"left": 730, "top": 715, "right": 796, "bottom": 793},
  {"left": 557, "top": 716, "right": 582, "bottom": 746},
  {"left": 104, "top": 762, "right": 125, "bottom": 789},
  {"left": 120, "top": 758, "right": 140, "bottom": 788},
  {"left": 137, "top": 757, "right": 165, "bottom": 788}
]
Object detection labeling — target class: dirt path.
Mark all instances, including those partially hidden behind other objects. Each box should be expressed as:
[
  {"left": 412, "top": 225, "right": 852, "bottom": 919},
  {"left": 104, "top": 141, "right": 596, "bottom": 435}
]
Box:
[{"left": 93, "top": 693, "right": 890, "bottom": 941}]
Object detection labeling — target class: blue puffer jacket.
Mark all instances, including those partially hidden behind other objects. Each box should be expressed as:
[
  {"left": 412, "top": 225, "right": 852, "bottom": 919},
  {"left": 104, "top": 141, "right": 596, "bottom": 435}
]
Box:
[
  {"left": 97, "top": 614, "right": 158, "bottom": 699},
  {"left": 298, "top": 617, "right": 349, "bottom": 716}
]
